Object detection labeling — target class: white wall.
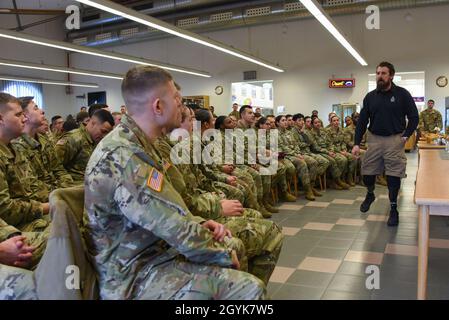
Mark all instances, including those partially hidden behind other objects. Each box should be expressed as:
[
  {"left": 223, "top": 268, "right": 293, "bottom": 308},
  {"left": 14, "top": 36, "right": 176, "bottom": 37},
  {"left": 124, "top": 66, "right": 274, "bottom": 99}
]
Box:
[{"left": 2, "top": 4, "right": 449, "bottom": 121}]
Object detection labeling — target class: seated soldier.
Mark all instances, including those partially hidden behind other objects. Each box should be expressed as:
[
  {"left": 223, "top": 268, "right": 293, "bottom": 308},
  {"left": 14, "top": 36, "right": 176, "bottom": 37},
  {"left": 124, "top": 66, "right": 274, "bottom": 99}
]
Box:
[
  {"left": 0, "top": 218, "right": 38, "bottom": 300},
  {"left": 327, "top": 115, "right": 357, "bottom": 186},
  {"left": 55, "top": 109, "right": 114, "bottom": 184},
  {"left": 276, "top": 115, "right": 316, "bottom": 200},
  {"left": 84, "top": 66, "right": 265, "bottom": 300},
  {"left": 156, "top": 106, "right": 283, "bottom": 285},
  {"left": 309, "top": 117, "right": 350, "bottom": 190},
  {"left": 13, "top": 96, "right": 73, "bottom": 191}
]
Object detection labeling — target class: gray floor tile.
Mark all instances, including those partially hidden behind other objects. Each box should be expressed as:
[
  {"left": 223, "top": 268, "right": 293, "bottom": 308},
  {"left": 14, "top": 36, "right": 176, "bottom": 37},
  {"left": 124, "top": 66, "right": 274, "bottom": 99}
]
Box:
[
  {"left": 286, "top": 270, "right": 334, "bottom": 287},
  {"left": 325, "top": 231, "right": 358, "bottom": 240},
  {"left": 337, "top": 261, "right": 373, "bottom": 277},
  {"left": 276, "top": 253, "right": 307, "bottom": 268},
  {"left": 321, "top": 290, "right": 371, "bottom": 300},
  {"left": 296, "top": 229, "right": 329, "bottom": 238},
  {"left": 380, "top": 265, "right": 417, "bottom": 284},
  {"left": 318, "top": 238, "right": 353, "bottom": 249},
  {"left": 350, "top": 240, "right": 387, "bottom": 252},
  {"left": 271, "top": 284, "right": 325, "bottom": 300},
  {"left": 382, "top": 254, "right": 418, "bottom": 268},
  {"left": 327, "top": 274, "right": 372, "bottom": 294},
  {"left": 266, "top": 282, "right": 283, "bottom": 299},
  {"left": 308, "top": 247, "right": 348, "bottom": 260}
]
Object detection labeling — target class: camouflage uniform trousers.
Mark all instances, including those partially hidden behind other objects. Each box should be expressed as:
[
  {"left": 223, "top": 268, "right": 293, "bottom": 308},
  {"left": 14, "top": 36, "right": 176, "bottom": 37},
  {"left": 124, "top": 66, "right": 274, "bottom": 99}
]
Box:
[
  {"left": 281, "top": 159, "right": 297, "bottom": 190},
  {"left": 333, "top": 153, "right": 349, "bottom": 177},
  {"left": 305, "top": 153, "right": 330, "bottom": 176},
  {"left": 135, "top": 258, "right": 266, "bottom": 300},
  {"left": 23, "top": 228, "right": 50, "bottom": 269},
  {"left": 286, "top": 156, "right": 311, "bottom": 186},
  {"left": 269, "top": 161, "right": 288, "bottom": 192},
  {"left": 317, "top": 153, "right": 342, "bottom": 179},
  {"left": 302, "top": 154, "right": 318, "bottom": 184},
  {"left": 0, "top": 265, "right": 37, "bottom": 300},
  {"left": 339, "top": 153, "right": 357, "bottom": 179},
  {"left": 233, "top": 167, "right": 261, "bottom": 206},
  {"left": 216, "top": 216, "right": 283, "bottom": 285}
]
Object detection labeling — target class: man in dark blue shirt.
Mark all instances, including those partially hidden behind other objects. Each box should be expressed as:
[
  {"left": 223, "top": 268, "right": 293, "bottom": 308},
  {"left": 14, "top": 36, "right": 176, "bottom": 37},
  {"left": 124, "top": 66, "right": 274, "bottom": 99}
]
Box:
[{"left": 353, "top": 62, "right": 419, "bottom": 226}]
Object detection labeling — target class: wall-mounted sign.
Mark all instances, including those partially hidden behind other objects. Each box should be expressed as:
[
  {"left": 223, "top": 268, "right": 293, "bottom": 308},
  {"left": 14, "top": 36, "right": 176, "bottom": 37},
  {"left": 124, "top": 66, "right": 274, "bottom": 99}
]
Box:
[
  {"left": 329, "top": 78, "right": 355, "bottom": 88},
  {"left": 413, "top": 97, "right": 425, "bottom": 103}
]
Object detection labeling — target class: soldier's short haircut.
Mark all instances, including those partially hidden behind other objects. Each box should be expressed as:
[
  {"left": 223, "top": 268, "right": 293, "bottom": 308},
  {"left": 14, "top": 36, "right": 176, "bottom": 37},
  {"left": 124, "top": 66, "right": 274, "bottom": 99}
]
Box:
[
  {"left": 91, "top": 109, "right": 115, "bottom": 127},
  {"left": 88, "top": 103, "right": 109, "bottom": 118},
  {"left": 76, "top": 111, "right": 89, "bottom": 124},
  {"left": 17, "top": 96, "right": 34, "bottom": 111},
  {"left": 121, "top": 66, "right": 173, "bottom": 110},
  {"left": 0, "top": 92, "right": 20, "bottom": 112},
  {"left": 256, "top": 117, "right": 268, "bottom": 129},
  {"left": 292, "top": 113, "right": 304, "bottom": 121},
  {"left": 194, "top": 108, "right": 212, "bottom": 124},
  {"left": 428, "top": 99, "right": 435, "bottom": 103},
  {"left": 266, "top": 114, "right": 275, "bottom": 120},
  {"left": 239, "top": 105, "right": 252, "bottom": 116},
  {"left": 286, "top": 114, "right": 293, "bottom": 119}
]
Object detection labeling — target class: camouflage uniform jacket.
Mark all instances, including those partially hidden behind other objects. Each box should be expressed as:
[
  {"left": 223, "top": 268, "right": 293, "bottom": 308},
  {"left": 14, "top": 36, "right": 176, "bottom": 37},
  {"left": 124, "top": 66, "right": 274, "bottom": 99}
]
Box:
[
  {"left": 55, "top": 125, "right": 95, "bottom": 183},
  {"left": 84, "top": 115, "right": 234, "bottom": 299},
  {"left": 0, "top": 142, "right": 48, "bottom": 229},
  {"left": 343, "top": 124, "right": 356, "bottom": 149},
  {"left": 326, "top": 127, "right": 348, "bottom": 152},
  {"left": 419, "top": 108, "right": 443, "bottom": 133},
  {"left": 13, "top": 133, "right": 73, "bottom": 190},
  {"left": 291, "top": 127, "right": 313, "bottom": 154},
  {"left": 278, "top": 128, "right": 302, "bottom": 157},
  {"left": 309, "top": 128, "right": 332, "bottom": 153}
]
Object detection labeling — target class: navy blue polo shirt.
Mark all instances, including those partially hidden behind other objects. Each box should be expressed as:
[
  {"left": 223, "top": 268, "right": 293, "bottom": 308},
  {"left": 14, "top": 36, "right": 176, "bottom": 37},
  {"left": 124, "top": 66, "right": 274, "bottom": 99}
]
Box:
[{"left": 355, "top": 82, "right": 419, "bottom": 146}]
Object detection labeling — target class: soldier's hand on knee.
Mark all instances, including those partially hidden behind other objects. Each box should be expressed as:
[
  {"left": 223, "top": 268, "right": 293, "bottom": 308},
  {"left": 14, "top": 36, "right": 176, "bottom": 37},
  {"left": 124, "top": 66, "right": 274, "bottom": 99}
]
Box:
[
  {"left": 220, "top": 200, "right": 243, "bottom": 217},
  {"left": 41, "top": 202, "right": 50, "bottom": 215},
  {"left": 226, "top": 176, "right": 238, "bottom": 186},
  {"left": 202, "top": 220, "right": 227, "bottom": 242},
  {"left": 0, "top": 236, "right": 34, "bottom": 268},
  {"left": 352, "top": 145, "right": 360, "bottom": 157}
]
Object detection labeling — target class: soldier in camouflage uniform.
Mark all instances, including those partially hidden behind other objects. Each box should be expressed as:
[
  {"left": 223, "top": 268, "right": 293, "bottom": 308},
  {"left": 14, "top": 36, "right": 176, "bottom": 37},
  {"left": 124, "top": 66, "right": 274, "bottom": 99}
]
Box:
[
  {"left": 255, "top": 117, "right": 297, "bottom": 202},
  {"left": 195, "top": 109, "right": 273, "bottom": 218},
  {"left": 291, "top": 114, "right": 329, "bottom": 195},
  {"left": 55, "top": 109, "right": 114, "bottom": 184},
  {"left": 84, "top": 66, "right": 265, "bottom": 300},
  {"left": 228, "top": 103, "right": 240, "bottom": 120},
  {"left": 327, "top": 115, "right": 357, "bottom": 186},
  {"left": 235, "top": 106, "right": 283, "bottom": 212},
  {"left": 0, "top": 219, "right": 38, "bottom": 300},
  {"left": 419, "top": 99, "right": 443, "bottom": 134},
  {"left": 275, "top": 115, "right": 317, "bottom": 200},
  {"left": 156, "top": 132, "right": 283, "bottom": 285},
  {"left": 309, "top": 117, "right": 350, "bottom": 190},
  {"left": 13, "top": 97, "right": 73, "bottom": 191}
]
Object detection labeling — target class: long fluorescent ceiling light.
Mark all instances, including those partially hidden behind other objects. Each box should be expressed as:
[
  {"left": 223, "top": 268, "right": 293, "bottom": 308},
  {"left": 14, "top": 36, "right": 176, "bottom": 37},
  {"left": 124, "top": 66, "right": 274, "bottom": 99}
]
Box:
[
  {"left": 0, "top": 75, "right": 99, "bottom": 88},
  {"left": 0, "top": 58, "right": 123, "bottom": 80},
  {"left": 299, "top": 0, "right": 368, "bottom": 66},
  {"left": 0, "top": 29, "right": 211, "bottom": 78},
  {"left": 75, "top": 0, "right": 284, "bottom": 73}
]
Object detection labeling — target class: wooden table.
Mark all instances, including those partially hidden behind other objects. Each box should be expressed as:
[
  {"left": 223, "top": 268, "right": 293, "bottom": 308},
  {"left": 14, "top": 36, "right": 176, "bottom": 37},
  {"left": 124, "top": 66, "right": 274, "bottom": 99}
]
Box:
[
  {"left": 417, "top": 142, "right": 446, "bottom": 150},
  {"left": 414, "top": 149, "right": 449, "bottom": 299}
]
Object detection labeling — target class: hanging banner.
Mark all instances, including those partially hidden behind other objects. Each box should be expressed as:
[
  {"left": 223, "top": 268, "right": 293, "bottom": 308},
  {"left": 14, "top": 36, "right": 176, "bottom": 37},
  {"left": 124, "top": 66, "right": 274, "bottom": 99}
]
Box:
[{"left": 329, "top": 78, "right": 355, "bottom": 88}]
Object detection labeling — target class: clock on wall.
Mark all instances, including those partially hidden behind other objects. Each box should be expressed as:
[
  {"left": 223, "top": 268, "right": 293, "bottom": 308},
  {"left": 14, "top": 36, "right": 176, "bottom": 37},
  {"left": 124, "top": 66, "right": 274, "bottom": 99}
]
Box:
[
  {"left": 214, "top": 85, "right": 224, "bottom": 95},
  {"left": 436, "top": 76, "right": 448, "bottom": 88}
]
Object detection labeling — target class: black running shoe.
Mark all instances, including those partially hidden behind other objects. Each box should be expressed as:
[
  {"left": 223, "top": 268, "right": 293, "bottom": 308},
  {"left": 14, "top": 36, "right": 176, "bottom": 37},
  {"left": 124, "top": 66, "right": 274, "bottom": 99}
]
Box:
[
  {"left": 387, "top": 208, "right": 399, "bottom": 227},
  {"left": 360, "top": 193, "right": 375, "bottom": 213}
]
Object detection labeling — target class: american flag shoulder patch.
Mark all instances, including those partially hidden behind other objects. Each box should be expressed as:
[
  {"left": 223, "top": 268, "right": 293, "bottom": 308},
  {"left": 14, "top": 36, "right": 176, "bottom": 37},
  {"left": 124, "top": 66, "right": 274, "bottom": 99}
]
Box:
[
  {"left": 163, "top": 161, "right": 171, "bottom": 171},
  {"left": 147, "top": 167, "right": 164, "bottom": 192}
]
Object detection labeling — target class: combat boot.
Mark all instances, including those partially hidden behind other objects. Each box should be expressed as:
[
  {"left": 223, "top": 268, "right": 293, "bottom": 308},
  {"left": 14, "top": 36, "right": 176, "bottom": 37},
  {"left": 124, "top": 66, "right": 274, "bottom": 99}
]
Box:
[
  {"left": 329, "top": 179, "right": 343, "bottom": 190},
  {"left": 336, "top": 178, "right": 350, "bottom": 189},
  {"left": 376, "top": 175, "right": 387, "bottom": 186},
  {"left": 305, "top": 185, "right": 316, "bottom": 201},
  {"left": 263, "top": 198, "right": 279, "bottom": 213},
  {"left": 312, "top": 187, "right": 323, "bottom": 197},
  {"left": 258, "top": 204, "right": 273, "bottom": 218},
  {"left": 281, "top": 192, "right": 297, "bottom": 202},
  {"left": 346, "top": 174, "right": 356, "bottom": 187}
]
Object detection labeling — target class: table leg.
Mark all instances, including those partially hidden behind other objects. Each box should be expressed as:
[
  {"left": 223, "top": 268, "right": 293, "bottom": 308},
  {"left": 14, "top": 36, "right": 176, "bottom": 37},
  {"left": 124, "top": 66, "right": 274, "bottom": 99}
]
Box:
[{"left": 417, "top": 205, "right": 429, "bottom": 300}]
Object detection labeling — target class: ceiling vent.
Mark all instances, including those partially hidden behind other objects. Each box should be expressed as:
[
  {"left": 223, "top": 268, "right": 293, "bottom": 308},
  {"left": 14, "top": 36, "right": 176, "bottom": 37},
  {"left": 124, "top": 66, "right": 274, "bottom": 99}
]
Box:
[
  {"left": 243, "top": 71, "right": 257, "bottom": 81},
  {"left": 284, "top": 2, "right": 305, "bottom": 11},
  {"left": 246, "top": 6, "right": 271, "bottom": 17},
  {"left": 210, "top": 12, "right": 233, "bottom": 23},
  {"left": 177, "top": 17, "right": 200, "bottom": 28}
]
